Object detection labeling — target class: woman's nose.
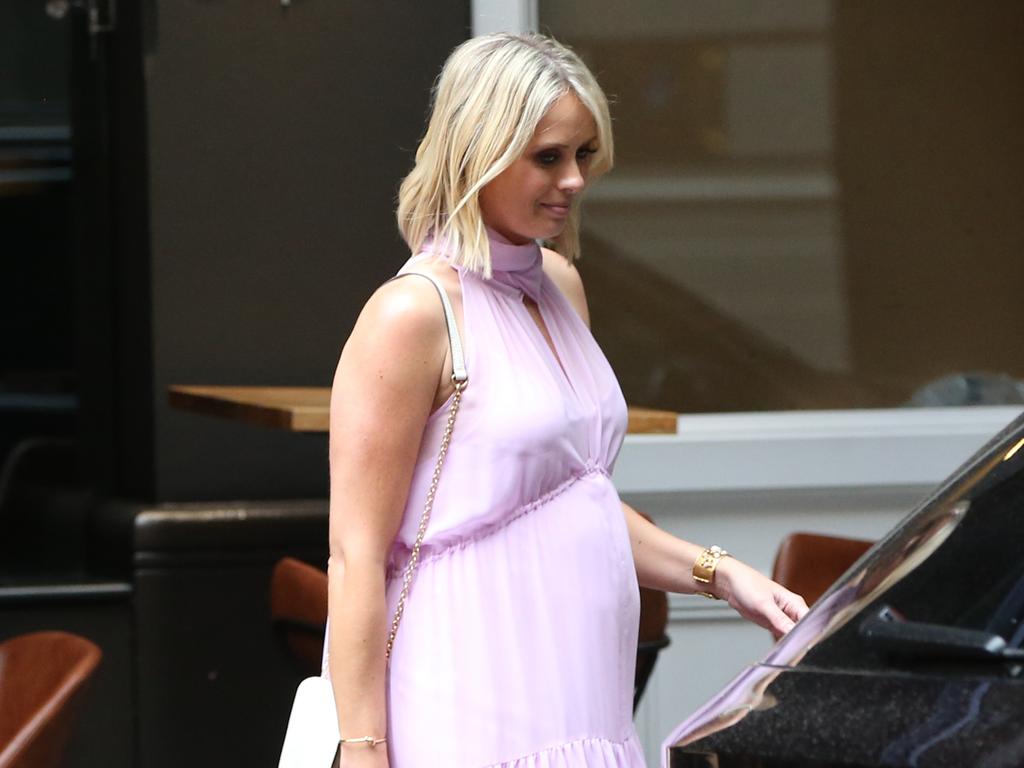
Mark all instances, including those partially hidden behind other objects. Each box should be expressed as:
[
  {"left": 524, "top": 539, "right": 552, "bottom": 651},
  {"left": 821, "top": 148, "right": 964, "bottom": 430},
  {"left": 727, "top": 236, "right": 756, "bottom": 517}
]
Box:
[{"left": 559, "top": 161, "right": 585, "bottom": 194}]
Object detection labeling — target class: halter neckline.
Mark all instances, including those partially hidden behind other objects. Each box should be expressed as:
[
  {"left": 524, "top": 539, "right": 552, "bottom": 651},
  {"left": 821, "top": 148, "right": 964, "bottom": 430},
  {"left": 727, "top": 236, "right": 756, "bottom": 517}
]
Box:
[
  {"left": 422, "top": 226, "right": 544, "bottom": 302},
  {"left": 485, "top": 226, "right": 543, "bottom": 303}
]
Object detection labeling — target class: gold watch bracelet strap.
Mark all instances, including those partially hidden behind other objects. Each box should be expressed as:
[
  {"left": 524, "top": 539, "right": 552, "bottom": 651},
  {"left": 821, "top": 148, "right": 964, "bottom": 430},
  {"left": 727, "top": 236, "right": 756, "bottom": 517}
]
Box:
[{"left": 692, "top": 544, "right": 729, "bottom": 600}]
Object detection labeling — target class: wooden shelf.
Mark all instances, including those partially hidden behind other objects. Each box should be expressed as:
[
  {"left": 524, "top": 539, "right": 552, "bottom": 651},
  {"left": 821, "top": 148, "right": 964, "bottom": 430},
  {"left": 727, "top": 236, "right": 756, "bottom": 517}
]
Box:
[{"left": 169, "top": 385, "right": 677, "bottom": 434}]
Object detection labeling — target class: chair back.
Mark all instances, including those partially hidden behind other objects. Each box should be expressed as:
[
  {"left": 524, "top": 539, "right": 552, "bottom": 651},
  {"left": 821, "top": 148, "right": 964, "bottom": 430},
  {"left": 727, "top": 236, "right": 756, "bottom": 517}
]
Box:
[
  {"left": 0, "top": 631, "right": 102, "bottom": 768},
  {"left": 772, "top": 532, "right": 874, "bottom": 606},
  {"left": 270, "top": 557, "right": 329, "bottom": 675}
]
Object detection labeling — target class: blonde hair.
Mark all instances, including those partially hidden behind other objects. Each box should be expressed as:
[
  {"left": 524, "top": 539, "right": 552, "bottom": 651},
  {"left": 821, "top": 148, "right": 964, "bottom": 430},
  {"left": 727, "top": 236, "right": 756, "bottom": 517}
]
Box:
[{"left": 396, "top": 33, "right": 613, "bottom": 276}]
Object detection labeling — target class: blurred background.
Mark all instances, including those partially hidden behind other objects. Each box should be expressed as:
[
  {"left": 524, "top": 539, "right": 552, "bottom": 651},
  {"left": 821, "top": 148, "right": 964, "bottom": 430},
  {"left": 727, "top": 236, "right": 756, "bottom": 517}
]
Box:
[
  {"left": 546, "top": 1, "right": 1024, "bottom": 415},
  {"left": 1, "top": 1, "right": 1021, "bottom": 767}
]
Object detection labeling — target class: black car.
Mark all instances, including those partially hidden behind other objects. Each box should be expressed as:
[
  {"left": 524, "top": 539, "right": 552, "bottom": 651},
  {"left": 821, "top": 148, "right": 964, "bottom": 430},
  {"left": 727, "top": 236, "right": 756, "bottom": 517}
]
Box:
[{"left": 665, "top": 412, "right": 1024, "bottom": 768}]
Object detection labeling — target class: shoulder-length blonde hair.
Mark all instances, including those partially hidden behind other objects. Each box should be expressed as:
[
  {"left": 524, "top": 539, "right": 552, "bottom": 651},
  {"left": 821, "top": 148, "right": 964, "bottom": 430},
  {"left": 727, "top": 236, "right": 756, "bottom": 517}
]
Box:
[{"left": 396, "top": 33, "right": 613, "bottom": 276}]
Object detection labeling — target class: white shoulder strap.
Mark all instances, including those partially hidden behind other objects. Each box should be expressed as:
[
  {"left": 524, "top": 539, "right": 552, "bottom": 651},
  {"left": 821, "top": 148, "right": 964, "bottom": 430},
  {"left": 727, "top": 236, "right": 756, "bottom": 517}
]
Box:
[{"left": 388, "top": 270, "right": 468, "bottom": 383}]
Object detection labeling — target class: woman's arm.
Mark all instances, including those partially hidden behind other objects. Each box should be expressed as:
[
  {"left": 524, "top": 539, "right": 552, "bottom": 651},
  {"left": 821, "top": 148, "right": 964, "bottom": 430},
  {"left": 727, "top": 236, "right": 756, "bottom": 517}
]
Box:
[
  {"left": 326, "top": 276, "right": 449, "bottom": 766},
  {"left": 622, "top": 502, "right": 808, "bottom": 637},
  {"left": 541, "top": 249, "right": 809, "bottom": 637}
]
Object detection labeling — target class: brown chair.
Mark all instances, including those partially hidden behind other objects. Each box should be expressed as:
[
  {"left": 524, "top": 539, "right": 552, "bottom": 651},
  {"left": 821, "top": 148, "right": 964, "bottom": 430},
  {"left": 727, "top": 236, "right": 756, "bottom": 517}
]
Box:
[
  {"left": 0, "top": 631, "right": 102, "bottom": 768},
  {"left": 771, "top": 532, "right": 875, "bottom": 607},
  {"left": 270, "top": 557, "right": 330, "bottom": 676}
]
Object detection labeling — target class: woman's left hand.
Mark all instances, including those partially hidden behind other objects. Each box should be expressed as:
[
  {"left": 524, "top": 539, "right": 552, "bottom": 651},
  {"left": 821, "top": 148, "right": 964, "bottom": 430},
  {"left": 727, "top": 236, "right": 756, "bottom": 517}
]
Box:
[{"left": 714, "top": 557, "right": 809, "bottom": 640}]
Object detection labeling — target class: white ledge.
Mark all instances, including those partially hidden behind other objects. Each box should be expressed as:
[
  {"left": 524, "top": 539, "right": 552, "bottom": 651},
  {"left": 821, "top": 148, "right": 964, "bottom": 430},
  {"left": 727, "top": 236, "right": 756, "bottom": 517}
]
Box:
[{"left": 613, "top": 406, "right": 1023, "bottom": 494}]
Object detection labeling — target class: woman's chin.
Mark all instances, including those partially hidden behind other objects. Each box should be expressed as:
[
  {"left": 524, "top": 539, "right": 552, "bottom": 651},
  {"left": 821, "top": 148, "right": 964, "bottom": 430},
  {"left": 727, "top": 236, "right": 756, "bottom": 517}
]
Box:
[{"left": 537, "top": 221, "right": 568, "bottom": 241}]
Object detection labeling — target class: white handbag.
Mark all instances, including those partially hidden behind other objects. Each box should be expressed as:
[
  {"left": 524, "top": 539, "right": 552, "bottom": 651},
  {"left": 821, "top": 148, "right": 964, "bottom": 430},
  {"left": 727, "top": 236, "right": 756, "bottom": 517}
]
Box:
[
  {"left": 278, "top": 678, "right": 343, "bottom": 768},
  {"left": 277, "top": 270, "right": 468, "bottom": 768}
]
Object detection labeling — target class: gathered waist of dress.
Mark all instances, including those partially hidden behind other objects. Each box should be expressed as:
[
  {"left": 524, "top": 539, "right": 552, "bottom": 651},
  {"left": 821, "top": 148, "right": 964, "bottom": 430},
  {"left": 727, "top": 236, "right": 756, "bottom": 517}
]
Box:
[{"left": 386, "top": 461, "right": 613, "bottom": 579}]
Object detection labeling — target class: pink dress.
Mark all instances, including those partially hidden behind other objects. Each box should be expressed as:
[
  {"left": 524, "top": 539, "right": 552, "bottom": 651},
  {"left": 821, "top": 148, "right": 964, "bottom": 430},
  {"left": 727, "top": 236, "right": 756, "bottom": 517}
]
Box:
[{"left": 372, "top": 229, "right": 644, "bottom": 766}]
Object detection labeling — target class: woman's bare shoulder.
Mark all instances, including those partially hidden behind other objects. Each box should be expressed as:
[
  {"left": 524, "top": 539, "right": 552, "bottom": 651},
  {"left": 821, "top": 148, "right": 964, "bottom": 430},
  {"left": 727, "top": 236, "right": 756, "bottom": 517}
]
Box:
[
  {"left": 341, "top": 276, "right": 448, "bottom": 372},
  {"left": 355, "top": 257, "right": 459, "bottom": 331},
  {"left": 393, "top": 255, "right": 463, "bottom": 299},
  {"left": 541, "top": 247, "right": 590, "bottom": 326}
]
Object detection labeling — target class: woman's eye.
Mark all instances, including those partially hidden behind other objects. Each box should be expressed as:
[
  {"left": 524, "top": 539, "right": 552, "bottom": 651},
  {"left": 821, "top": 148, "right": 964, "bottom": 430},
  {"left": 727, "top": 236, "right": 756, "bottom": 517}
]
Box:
[{"left": 535, "top": 147, "right": 597, "bottom": 167}]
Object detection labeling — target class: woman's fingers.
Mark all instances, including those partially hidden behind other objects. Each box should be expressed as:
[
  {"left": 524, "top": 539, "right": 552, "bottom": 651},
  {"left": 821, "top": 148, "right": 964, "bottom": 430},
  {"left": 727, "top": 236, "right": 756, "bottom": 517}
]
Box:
[
  {"left": 765, "top": 588, "right": 809, "bottom": 638},
  {"left": 748, "top": 600, "right": 793, "bottom": 639},
  {"left": 778, "top": 588, "right": 810, "bottom": 623},
  {"left": 771, "top": 612, "right": 797, "bottom": 639},
  {"left": 740, "top": 584, "right": 808, "bottom": 638}
]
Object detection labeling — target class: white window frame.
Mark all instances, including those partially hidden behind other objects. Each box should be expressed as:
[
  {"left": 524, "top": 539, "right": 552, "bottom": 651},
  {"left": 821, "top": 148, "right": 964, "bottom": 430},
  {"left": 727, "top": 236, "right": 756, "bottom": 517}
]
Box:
[{"left": 471, "top": 0, "right": 537, "bottom": 36}]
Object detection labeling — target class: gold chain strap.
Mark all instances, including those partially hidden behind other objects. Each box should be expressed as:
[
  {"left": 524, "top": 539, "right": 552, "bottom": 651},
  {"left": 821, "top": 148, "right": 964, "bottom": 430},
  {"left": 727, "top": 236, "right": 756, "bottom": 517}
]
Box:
[{"left": 385, "top": 376, "right": 467, "bottom": 659}]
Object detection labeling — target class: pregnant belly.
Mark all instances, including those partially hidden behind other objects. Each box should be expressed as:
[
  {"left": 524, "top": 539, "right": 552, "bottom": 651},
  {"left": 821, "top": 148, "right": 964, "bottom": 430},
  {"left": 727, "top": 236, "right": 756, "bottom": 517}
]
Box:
[{"left": 385, "top": 471, "right": 640, "bottom": 765}]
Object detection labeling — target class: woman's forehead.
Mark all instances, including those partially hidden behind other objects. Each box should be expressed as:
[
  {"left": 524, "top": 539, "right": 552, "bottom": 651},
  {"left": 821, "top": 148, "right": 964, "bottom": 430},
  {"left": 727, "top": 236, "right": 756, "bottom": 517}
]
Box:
[{"left": 532, "top": 93, "right": 597, "bottom": 145}]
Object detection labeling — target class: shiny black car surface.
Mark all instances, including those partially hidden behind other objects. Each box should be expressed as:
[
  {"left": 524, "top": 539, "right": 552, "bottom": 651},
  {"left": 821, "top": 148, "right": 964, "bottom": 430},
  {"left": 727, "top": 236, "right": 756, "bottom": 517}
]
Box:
[{"left": 665, "top": 412, "right": 1024, "bottom": 768}]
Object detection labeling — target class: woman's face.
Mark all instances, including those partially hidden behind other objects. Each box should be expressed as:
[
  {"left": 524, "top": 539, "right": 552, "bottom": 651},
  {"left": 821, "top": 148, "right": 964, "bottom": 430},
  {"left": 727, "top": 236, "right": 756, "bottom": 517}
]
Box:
[{"left": 479, "top": 92, "right": 598, "bottom": 245}]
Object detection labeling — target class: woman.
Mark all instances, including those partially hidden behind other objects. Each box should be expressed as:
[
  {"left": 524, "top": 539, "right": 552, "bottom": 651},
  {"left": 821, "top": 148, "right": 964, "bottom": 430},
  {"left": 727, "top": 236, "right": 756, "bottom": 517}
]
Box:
[{"left": 326, "top": 33, "right": 808, "bottom": 767}]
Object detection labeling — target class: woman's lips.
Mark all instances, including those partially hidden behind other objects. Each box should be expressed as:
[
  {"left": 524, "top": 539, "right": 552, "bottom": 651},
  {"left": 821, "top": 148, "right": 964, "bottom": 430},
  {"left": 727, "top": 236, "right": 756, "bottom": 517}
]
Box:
[{"left": 540, "top": 202, "right": 570, "bottom": 218}]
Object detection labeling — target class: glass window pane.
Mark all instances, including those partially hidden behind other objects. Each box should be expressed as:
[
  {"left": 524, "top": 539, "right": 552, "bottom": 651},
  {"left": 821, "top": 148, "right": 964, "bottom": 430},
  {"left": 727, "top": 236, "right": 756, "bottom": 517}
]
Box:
[
  {"left": 0, "top": 4, "right": 75, "bottom": 491},
  {"left": 0, "top": 5, "right": 70, "bottom": 128},
  {"left": 540, "top": 1, "right": 1024, "bottom": 413}
]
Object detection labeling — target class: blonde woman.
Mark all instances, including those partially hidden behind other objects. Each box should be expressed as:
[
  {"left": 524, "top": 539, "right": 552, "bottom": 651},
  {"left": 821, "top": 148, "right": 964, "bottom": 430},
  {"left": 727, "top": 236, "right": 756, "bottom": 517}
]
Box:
[{"left": 326, "top": 33, "right": 808, "bottom": 767}]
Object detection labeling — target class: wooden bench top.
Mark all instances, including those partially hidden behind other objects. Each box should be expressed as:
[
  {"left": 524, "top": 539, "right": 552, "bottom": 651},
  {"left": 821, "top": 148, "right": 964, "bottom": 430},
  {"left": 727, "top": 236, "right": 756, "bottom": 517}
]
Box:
[{"left": 169, "top": 385, "right": 678, "bottom": 434}]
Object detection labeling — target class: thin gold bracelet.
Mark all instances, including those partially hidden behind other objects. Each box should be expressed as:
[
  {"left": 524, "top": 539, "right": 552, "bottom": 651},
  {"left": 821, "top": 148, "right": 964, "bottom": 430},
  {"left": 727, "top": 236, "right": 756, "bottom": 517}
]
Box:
[{"left": 339, "top": 736, "right": 387, "bottom": 747}]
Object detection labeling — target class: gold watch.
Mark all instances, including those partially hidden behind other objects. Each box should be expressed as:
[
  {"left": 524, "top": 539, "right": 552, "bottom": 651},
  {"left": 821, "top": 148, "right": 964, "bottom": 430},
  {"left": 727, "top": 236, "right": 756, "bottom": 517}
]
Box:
[{"left": 692, "top": 545, "right": 729, "bottom": 599}]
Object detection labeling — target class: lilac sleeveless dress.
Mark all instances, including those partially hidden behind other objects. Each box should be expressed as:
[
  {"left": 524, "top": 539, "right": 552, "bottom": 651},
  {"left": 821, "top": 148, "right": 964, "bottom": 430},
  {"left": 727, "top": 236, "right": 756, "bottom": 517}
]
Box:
[{"left": 349, "top": 229, "right": 644, "bottom": 766}]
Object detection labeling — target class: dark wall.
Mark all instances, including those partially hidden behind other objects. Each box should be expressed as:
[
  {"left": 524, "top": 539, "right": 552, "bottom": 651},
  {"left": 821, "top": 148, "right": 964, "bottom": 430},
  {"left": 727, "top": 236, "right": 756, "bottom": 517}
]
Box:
[{"left": 142, "top": 1, "right": 469, "bottom": 501}]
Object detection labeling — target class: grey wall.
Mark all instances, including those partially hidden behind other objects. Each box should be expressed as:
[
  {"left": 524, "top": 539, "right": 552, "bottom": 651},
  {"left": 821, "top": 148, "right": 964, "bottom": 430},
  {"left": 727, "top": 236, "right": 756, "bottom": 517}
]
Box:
[{"left": 144, "top": 1, "right": 469, "bottom": 501}]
